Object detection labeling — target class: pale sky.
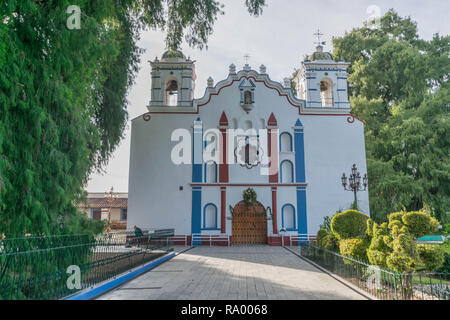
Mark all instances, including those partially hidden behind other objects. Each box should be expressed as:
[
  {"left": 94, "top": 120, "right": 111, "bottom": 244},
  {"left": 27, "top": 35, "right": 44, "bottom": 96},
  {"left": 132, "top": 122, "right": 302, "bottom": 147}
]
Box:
[{"left": 86, "top": 0, "right": 450, "bottom": 192}]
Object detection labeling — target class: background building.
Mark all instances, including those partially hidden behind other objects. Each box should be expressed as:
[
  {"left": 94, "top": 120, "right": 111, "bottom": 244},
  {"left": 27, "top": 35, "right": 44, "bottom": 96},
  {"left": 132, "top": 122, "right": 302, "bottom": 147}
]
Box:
[{"left": 77, "top": 192, "right": 128, "bottom": 230}]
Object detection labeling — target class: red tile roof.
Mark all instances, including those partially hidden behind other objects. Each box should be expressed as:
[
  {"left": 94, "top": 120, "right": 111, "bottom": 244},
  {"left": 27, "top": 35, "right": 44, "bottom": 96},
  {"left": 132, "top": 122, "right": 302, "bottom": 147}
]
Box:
[{"left": 77, "top": 197, "right": 128, "bottom": 209}]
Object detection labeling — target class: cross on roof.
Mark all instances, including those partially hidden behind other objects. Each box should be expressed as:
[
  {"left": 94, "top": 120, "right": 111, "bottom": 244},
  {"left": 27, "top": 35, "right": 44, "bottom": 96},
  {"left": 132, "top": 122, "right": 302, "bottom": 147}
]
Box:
[
  {"left": 244, "top": 54, "right": 251, "bottom": 65},
  {"left": 314, "top": 29, "right": 326, "bottom": 46}
]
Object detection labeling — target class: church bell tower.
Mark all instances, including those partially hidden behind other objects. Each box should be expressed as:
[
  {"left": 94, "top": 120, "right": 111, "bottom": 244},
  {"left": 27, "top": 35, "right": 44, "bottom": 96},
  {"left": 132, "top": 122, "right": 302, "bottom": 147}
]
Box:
[
  {"left": 294, "top": 31, "right": 351, "bottom": 109},
  {"left": 149, "top": 50, "right": 196, "bottom": 107}
]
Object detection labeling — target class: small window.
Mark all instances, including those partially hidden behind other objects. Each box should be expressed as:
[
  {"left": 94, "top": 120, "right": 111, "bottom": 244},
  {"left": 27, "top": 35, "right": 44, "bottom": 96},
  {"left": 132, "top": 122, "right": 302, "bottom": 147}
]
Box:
[
  {"left": 120, "top": 209, "right": 127, "bottom": 222},
  {"left": 165, "top": 79, "right": 178, "bottom": 106},
  {"left": 91, "top": 208, "right": 102, "bottom": 221}
]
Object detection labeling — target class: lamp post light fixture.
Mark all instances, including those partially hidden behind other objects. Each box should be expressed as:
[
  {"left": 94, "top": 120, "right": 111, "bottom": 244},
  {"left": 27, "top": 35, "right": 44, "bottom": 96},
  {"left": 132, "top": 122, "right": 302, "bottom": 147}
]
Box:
[
  {"left": 104, "top": 186, "right": 119, "bottom": 226},
  {"left": 341, "top": 164, "right": 368, "bottom": 207}
]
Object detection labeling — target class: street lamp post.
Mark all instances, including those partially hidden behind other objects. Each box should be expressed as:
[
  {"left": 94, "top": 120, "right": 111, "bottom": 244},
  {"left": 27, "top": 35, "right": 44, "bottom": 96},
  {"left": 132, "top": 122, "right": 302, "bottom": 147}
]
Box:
[
  {"left": 104, "top": 186, "right": 119, "bottom": 226},
  {"left": 341, "top": 164, "right": 368, "bottom": 208}
]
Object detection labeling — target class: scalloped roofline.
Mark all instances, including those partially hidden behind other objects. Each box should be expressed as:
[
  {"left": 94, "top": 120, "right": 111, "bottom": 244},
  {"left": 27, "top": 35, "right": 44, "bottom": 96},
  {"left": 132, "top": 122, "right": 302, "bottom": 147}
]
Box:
[{"left": 194, "top": 69, "right": 305, "bottom": 109}]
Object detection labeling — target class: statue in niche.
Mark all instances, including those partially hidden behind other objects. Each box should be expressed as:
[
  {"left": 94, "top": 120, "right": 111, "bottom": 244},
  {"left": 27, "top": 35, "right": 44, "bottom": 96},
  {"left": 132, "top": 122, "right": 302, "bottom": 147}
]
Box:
[
  {"left": 241, "top": 90, "right": 254, "bottom": 112},
  {"left": 244, "top": 91, "right": 252, "bottom": 105}
]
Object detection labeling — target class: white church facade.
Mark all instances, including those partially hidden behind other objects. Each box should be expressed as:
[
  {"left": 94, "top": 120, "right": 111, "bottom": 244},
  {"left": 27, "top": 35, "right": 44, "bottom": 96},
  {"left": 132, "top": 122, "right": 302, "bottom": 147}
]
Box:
[{"left": 127, "top": 44, "right": 369, "bottom": 245}]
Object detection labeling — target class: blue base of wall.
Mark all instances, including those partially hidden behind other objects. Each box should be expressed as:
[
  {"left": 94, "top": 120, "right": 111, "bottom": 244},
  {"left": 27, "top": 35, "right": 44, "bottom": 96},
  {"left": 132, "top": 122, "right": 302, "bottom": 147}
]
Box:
[{"left": 64, "top": 252, "right": 177, "bottom": 300}]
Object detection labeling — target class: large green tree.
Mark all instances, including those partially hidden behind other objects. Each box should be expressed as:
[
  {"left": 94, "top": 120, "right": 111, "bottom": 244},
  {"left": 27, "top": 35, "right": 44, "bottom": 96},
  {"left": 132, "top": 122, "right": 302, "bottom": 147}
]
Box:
[
  {"left": 0, "top": 0, "right": 266, "bottom": 236},
  {"left": 332, "top": 10, "right": 450, "bottom": 223}
]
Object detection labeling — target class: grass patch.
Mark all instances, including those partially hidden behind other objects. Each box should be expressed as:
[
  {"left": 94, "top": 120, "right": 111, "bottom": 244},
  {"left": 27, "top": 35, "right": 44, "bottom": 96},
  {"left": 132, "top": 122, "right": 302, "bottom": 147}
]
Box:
[{"left": 412, "top": 275, "right": 450, "bottom": 285}]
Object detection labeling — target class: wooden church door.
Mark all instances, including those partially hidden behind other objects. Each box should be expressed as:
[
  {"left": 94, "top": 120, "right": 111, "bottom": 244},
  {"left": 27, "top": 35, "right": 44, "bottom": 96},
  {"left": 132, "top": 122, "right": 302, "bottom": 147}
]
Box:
[{"left": 232, "top": 201, "right": 268, "bottom": 245}]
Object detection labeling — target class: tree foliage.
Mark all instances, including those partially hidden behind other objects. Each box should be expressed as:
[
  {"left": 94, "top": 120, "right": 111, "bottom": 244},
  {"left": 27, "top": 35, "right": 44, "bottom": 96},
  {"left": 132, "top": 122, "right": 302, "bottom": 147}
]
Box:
[
  {"left": 332, "top": 10, "right": 450, "bottom": 223},
  {"left": 0, "top": 0, "right": 266, "bottom": 236}
]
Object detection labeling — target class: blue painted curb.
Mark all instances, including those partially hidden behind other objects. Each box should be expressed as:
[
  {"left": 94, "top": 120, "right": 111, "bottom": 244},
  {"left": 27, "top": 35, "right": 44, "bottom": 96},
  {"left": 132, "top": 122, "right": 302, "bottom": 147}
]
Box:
[{"left": 65, "top": 252, "right": 176, "bottom": 300}]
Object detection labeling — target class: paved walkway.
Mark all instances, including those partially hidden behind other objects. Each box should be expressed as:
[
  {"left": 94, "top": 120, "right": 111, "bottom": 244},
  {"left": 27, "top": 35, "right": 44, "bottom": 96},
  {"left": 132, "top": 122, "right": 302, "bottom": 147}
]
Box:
[{"left": 98, "top": 246, "right": 366, "bottom": 300}]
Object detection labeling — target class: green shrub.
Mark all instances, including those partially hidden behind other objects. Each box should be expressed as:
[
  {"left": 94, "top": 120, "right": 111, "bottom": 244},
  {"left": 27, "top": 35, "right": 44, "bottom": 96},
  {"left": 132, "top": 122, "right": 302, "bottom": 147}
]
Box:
[
  {"left": 388, "top": 211, "right": 405, "bottom": 223},
  {"left": 316, "top": 229, "right": 328, "bottom": 244},
  {"left": 339, "top": 238, "right": 369, "bottom": 261},
  {"left": 387, "top": 252, "right": 416, "bottom": 273},
  {"left": 442, "top": 224, "right": 450, "bottom": 236},
  {"left": 367, "top": 249, "right": 389, "bottom": 267},
  {"left": 319, "top": 216, "right": 332, "bottom": 232},
  {"left": 436, "top": 252, "right": 450, "bottom": 278},
  {"left": 388, "top": 219, "right": 403, "bottom": 231},
  {"left": 330, "top": 210, "right": 369, "bottom": 240},
  {"left": 366, "top": 219, "right": 375, "bottom": 237},
  {"left": 392, "top": 233, "right": 417, "bottom": 257},
  {"left": 401, "top": 211, "right": 440, "bottom": 238},
  {"left": 417, "top": 244, "right": 445, "bottom": 271},
  {"left": 322, "top": 233, "right": 339, "bottom": 251},
  {"left": 367, "top": 222, "right": 392, "bottom": 267},
  {"left": 243, "top": 188, "right": 257, "bottom": 206},
  {"left": 387, "top": 232, "right": 418, "bottom": 273}
]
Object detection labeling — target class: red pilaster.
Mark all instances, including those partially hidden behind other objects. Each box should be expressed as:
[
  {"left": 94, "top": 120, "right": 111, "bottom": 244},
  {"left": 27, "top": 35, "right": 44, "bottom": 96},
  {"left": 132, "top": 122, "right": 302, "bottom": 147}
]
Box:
[
  {"left": 268, "top": 113, "right": 279, "bottom": 183},
  {"left": 219, "top": 112, "right": 229, "bottom": 183},
  {"left": 221, "top": 187, "right": 227, "bottom": 233},
  {"left": 272, "top": 186, "right": 278, "bottom": 234}
]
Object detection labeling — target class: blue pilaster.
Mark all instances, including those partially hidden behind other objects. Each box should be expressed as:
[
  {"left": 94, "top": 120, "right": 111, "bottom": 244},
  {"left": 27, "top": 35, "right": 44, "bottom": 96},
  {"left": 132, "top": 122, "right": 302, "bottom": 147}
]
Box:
[
  {"left": 192, "top": 118, "right": 203, "bottom": 183},
  {"left": 192, "top": 119, "right": 203, "bottom": 244},
  {"left": 294, "top": 119, "right": 308, "bottom": 237},
  {"left": 191, "top": 187, "right": 202, "bottom": 239},
  {"left": 296, "top": 187, "right": 308, "bottom": 235},
  {"left": 294, "top": 119, "right": 306, "bottom": 183}
]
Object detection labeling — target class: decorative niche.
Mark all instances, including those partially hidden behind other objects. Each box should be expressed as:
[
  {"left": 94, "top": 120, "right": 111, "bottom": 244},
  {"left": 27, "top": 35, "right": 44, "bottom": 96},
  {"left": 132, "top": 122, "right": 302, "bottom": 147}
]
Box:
[{"left": 239, "top": 78, "right": 256, "bottom": 113}]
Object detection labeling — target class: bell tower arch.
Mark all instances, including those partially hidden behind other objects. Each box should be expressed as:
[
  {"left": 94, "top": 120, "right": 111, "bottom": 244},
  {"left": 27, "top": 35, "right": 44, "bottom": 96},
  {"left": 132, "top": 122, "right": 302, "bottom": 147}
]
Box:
[{"left": 149, "top": 50, "right": 196, "bottom": 107}]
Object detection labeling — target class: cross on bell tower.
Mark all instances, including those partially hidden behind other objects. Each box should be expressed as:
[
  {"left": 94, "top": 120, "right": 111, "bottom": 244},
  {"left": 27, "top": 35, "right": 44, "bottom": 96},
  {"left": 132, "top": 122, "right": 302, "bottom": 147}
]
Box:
[
  {"left": 313, "top": 29, "right": 326, "bottom": 47},
  {"left": 243, "top": 53, "right": 251, "bottom": 71},
  {"left": 244, "top": 54, "right": 250, "bottom": 64}
]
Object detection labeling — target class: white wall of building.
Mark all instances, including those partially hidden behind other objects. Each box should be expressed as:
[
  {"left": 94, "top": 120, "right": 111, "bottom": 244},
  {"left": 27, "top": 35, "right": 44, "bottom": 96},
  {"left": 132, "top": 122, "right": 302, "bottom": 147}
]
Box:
[{"left": 128, "top": 61, "right": 369, "bottom": 238}]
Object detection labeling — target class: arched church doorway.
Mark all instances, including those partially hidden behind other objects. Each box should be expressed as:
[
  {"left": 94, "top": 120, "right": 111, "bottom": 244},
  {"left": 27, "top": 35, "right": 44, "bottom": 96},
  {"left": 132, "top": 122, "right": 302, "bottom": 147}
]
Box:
[{"left": 232, "top": 201, "right": 268, "bottom": 245}]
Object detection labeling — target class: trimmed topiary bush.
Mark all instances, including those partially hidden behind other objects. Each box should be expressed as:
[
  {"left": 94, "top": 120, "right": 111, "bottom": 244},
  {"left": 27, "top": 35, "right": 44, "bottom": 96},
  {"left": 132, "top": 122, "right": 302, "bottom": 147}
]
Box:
[
  {"left": 366, "top": 219, "right": 375, "bottom": 237},
  {"left": 388, "top": 219, "right": 403, "bottom": 231},
  {"left": 321, "top": 233, "right": 340, "bottom": 251},
  {"left": 367, "top": 222, "right": 392, "bottom": 267},
  {"left": 388, "top": 212, "right": 405, "bottom": 223},
  {"left": 339, "top": 238, "right": 370, "bottom": 261},
  {"left": 387, "top": 252, "right": 416, "bottom": 273},
  {"left": 401, "top": 211, "right": 440, "bottom": 238},
  {"left": 387, "top": 232, "right": 418, "bottom": 273},
  {"left": 330, "top": 210, "right": 369, "bottom": 240},
  {"left": 316, "top": 228, "right": 339, "bottom": 251},
  {"left": 417, "top": 244, "right": 445, "bottom": 271}
]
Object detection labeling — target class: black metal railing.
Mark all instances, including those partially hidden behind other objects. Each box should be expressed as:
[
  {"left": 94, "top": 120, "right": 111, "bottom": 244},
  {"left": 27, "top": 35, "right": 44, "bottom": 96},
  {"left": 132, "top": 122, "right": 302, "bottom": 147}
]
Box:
[
  {"left": 292, "top": 244, "right": 450, "bottom": 300},
  {"left": 0, "top": 229, "right": 174, "bottom": 300}
]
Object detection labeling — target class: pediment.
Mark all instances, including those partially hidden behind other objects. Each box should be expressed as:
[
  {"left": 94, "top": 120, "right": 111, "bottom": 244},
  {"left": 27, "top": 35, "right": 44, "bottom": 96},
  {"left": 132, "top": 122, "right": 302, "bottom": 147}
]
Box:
[{"left": 239, "top": 78, "right": 256, "bottom": 88}]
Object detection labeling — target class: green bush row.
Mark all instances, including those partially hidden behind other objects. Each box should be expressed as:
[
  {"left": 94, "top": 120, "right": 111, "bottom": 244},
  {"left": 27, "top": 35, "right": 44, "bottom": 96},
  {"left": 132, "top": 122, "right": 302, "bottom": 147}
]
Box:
[{"left": 316, "top": 209, "right": 445, "bottom": 273}]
